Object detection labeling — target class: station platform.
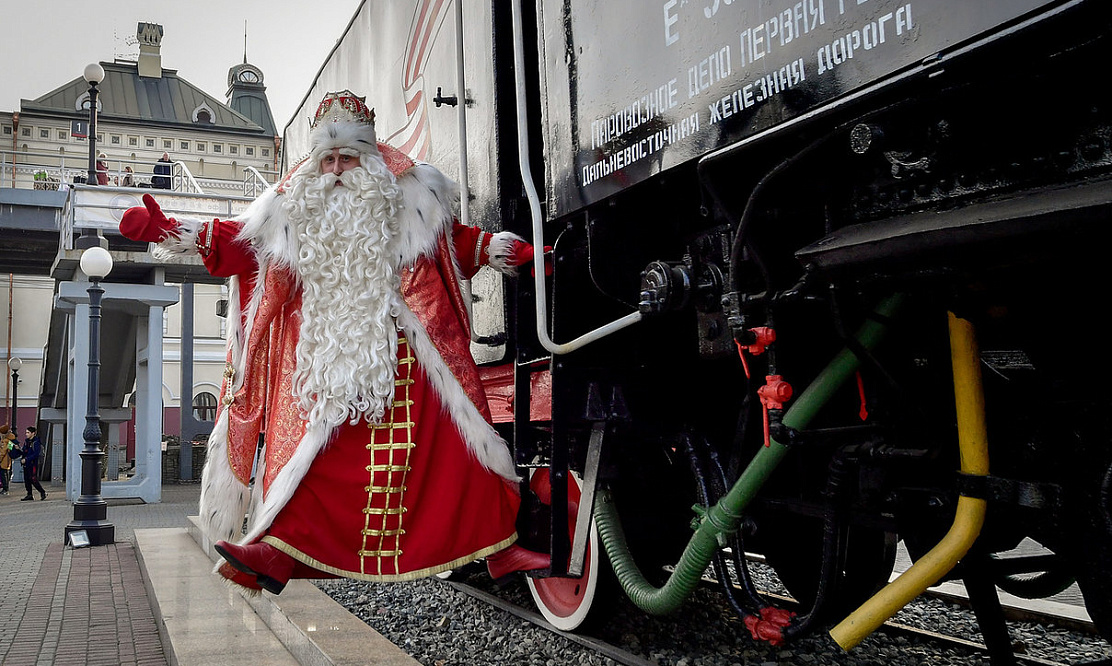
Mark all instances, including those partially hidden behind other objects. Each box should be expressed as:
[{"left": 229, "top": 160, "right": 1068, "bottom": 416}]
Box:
[{"left": 0, "top": 483, "right": 416, "bottom": 666}]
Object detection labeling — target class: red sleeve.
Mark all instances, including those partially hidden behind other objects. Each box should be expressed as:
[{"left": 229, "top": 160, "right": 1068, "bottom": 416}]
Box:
[
  {"left": 452, "top": 222, "right": 492, "bottom": 280},
  {"left": 198, "top": 219, "right": 257, "bottom": 278}
]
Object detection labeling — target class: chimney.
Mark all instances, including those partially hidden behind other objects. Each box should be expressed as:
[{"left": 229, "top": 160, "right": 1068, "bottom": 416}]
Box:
[{"left": 137, "top": 22, "right": 164, "bottom": 78}]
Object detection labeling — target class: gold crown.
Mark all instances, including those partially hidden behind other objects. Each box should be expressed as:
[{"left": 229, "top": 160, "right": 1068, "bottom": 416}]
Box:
[{"left": 312, "top": 90, "right": 376, "bottom": 129}]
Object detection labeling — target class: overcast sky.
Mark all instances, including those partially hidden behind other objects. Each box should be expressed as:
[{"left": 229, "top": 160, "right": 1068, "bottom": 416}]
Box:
[{"left": 0, "top": 0, "right": 364, "bottom": 132}]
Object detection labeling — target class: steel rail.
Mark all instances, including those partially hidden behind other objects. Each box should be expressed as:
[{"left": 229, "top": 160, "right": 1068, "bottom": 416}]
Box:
[{"left": 445, "top": 579, "right": 661, "bottom": 666}]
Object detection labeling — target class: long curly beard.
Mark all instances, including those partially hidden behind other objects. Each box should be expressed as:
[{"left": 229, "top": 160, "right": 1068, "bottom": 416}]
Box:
[{"left": 283, "top": 160, "right": 404, "bottom": 428}]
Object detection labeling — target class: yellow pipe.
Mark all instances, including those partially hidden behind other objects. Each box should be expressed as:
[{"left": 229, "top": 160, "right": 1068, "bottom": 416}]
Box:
[{"left": 830, "top": 312, "right": 990, "bottom": 650}]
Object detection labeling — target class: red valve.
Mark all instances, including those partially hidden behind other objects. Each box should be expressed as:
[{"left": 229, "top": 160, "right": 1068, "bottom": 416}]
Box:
[
  {"left": 743, "top": 606, "right": 796, "bottom": 646},
  {"left": 744, "top": 326, "right": 776, "bottom": 355},
  {"left": 757, "top": 375, "right": 793, "bottom": 447},
  {"left": 758, "top": 375, "right": 792, "bottom": 410},
  {"left": 735, "top": 327, "right": 777, "bottom": 379}
]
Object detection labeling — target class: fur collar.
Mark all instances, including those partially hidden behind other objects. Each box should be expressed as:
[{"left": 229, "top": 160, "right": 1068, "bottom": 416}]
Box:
[{"left": 233, "top": 161, "right": 459, "bottom": 273}]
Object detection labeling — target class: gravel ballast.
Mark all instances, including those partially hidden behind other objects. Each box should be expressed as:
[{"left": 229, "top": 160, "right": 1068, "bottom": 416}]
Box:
[{"left": 316, "top": 561, "right": 1112, "bottom": 666}]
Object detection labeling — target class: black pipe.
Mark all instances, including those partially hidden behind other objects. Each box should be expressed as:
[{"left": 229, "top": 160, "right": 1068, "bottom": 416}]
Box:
[
  {"left": 683, "top": 433, "right": 767, "bottom": 615},
  {"left": 782, "top": 452, "right": 855, "bottom": 640}
]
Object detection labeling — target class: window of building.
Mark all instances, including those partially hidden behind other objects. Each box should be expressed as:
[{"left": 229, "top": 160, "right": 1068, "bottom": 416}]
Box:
[
  {"left": 163, "top": 139, "right": 172, "bottom": 150},
  {"left": 192, "top": 103, "right": 216, "bottom": 125},
  {"left": 76, "top": 93, "right": 100, "bottom": 113},
  {"left": 229, "top": 145, "right": 238, "bottom": 155},
  {"left": 212, "top": 144, "right": 222, "bottom": 154},
  {"left": 262, "top": 148, "right": 270, "bottom": 157},
  {"left": 145, "top": 138, "right": 155, "bottom": 148},
  {"left": 245, "top": 146, "right": 254, "bottom": 156},
  {"left": 96, "top": 133, "right": 104, "bottom": 143},
  {"left": 39, "top": 129, "right": 49, "bottom": 138},
  {"left": 196, "top": 142, "right": 206, "bottom": 152},
  {"left": 21, "top": 127, "right": 31, "bottom": 137},
  {"left": 111, "top": 135, "right": 121, "bottom": 145},
  {"left": 57, "top": 130, "right": 67, "bottom": 140},
  {"left": 193, "top": 392, "right": 218, "bottom": 422},
  {"left": 2, "top": 125, "right": 11, "bottom": 136},
  {"left": 128, "top": 136, "right": 138, "bottom": 147},
  {"left": 180, "top": 140, "right": 190, "bottom": 151}
]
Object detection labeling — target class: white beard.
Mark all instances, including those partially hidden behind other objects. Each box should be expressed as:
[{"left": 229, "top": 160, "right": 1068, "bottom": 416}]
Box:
[{"left": 282, "top": 160, "right": 405, "bottom": 428}]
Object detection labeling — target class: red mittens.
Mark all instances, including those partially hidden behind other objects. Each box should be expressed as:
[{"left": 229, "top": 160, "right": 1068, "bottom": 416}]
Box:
[
  {"left": 120, "top": 193, "right": 179, "bottom": 243},
  {"left": 509, "top": 241, "right": 553, "bottom": 276}
]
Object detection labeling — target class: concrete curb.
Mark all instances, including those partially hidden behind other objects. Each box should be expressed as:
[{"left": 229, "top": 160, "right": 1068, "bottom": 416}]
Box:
[{"left": 135, "top": 517, "right": 418, "bottom": 665}]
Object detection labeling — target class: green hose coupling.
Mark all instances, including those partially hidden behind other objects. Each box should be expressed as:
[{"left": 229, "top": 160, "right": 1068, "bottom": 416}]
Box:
[{"left": 595, "top": 293, "right": 905, "bottom": 617}]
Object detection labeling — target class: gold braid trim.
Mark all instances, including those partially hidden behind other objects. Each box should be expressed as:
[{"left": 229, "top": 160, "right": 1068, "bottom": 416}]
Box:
[{"left": 261, "top": 533, "right": 519, "bottom": 583}]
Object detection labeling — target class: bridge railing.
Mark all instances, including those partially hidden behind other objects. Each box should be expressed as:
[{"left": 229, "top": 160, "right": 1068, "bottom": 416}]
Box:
[
  {"left": 243, "top": 166, "right": 271, "bottom": 198},
  {"left": 1, "top": 148, "right": 274, "bottom": 197},
  {"left": 57, "top": 184, "right": 258, "bottom": 252}
]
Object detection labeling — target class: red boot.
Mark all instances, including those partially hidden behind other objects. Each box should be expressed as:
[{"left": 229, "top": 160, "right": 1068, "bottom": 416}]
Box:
[
  {"left": 214, "top": 540, "right": 296, "bottom": 594},
  {"left": 486, "top": 544, "right": 551, "bottom": 581},
  {"left": 217, "top": 561, "right": 263, "bottom": 593}
]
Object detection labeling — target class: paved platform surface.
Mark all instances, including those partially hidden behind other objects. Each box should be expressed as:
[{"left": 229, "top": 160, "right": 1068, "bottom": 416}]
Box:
[
  {"left": 0, "top": 483, "right": 199, "bottom": 666},
  {"left": 0, "top": 482, "right": 416, "bottom": 666}
]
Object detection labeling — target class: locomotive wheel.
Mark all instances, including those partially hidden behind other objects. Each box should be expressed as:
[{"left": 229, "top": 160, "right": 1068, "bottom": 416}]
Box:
[
  {"left": 760, "top": 512, "right": 895, "bottom": 616},
  {"left": 1061, "top": 452, "right": 1112, "bottom": 641},
  {"left": 525, "top": 468, "right": 611, "bottom": 631}
]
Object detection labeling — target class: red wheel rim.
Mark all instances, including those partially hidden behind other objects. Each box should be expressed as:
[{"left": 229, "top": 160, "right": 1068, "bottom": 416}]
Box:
[{"left": 526, "top": 468, "right": 599, "bottom": 630}]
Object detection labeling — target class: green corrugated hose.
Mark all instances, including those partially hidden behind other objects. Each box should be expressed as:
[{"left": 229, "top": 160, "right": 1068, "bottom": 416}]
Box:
[{"left": 595, "top": 294, "right": 905, "bottom": 615}]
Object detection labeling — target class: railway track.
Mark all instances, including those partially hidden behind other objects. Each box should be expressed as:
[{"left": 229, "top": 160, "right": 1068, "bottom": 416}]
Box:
[
  {"left": 436, "top": 566, "right": 1112, "bottom": 666},
  {"left": 444, "top": 579, "right": 659, "bottom": 666}
]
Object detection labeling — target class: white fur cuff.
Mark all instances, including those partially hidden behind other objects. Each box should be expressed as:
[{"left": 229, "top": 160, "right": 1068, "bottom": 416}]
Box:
[
  {"left": 150, "top": 216, "right": 203, "bottom": 262},
  {"left": 487, "top": 231, "right": 526, "bottom": 276}
]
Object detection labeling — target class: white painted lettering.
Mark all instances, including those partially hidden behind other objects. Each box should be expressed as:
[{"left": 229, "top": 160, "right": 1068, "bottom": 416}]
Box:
[{"left": 664, "top": 1, "right": 680, "bottom": 46}]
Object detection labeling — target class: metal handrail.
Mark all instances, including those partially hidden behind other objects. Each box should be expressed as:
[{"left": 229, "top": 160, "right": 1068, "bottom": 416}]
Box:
[
  {"left": 172, "top": 161, "right": 204, "bottom": 194},
  {"left": 242, "top": 166, "right": 271, "bottom": 198},
  {"left": 1, "top": 148, "right": 278, "bottom": 193}
]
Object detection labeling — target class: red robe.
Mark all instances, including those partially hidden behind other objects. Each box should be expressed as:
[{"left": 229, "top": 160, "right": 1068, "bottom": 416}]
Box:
[{"left": 188, "top": 146, "right": 521, "bottom": 580}]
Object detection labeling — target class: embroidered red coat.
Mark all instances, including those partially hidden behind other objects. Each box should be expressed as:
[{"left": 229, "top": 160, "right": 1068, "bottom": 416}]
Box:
[{"left": 163, "top": 144, "right": 523, "bottom": 580}]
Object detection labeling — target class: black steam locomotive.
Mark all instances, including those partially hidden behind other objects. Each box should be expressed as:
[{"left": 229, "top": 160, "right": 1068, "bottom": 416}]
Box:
[{"left": 289, "top": 0, "right": 1112, "bottom": 658}]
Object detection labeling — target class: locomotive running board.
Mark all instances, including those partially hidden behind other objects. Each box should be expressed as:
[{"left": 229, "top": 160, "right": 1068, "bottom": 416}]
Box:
[{"left": 796, "top": 175, "right": 1112, "bottom": 275}]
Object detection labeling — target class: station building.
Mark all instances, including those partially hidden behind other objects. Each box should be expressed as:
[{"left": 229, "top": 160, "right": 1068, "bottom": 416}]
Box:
[{"left": 0, "top": 23, "right": 280, "bottom": 485}]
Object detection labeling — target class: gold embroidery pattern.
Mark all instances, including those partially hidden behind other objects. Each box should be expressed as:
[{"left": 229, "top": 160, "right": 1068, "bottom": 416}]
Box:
[{"left": 360, "top": 336, "right": 416, "bottom": 576}]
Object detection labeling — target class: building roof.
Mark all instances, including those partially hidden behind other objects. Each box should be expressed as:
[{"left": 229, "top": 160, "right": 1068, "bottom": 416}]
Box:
[
  {"left": 227, "top": 63, "right": 278, "bottom": 136},
  {"left": 19, "top": 61, "right": 269, "bottom": 137}
]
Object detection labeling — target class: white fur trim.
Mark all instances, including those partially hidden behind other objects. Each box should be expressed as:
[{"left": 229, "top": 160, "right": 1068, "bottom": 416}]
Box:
[
  {"left": 150, "top": 216, "right": 204, "bottom": 262},
  {"left": 398, "top": 303, "right": 519, "bottom": 481},
  {"left": 393, "top": 164, "right": 459, "bottom": 266},
  {"left": 487, "top": 231, "right": 526, "bottom": 276},
  {"left": 235, "top": 185, "right": 298, "bottom": 272},
  {"left": 199, "top": 273, "right": 252, "bottom": 550},
  {"left": 310, "top": 120, "right": 379, "bottom": 157},
  {"left": 240, "top": 422, "right": 334, "bottom": 545},
  {"left": 198, "top": 411, "right": 250, "bottom": 545}
]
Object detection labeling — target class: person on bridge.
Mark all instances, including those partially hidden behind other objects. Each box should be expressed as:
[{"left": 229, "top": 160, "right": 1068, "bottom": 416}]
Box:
[
  {"left": 152, "top": 153, "right": 172, "bottom": 190},
  {"left": 119, "top": 90, "right": 549, "bottom": 594},
  {"left": 95, "top": 153, "right": 110, "bottom": 186}
]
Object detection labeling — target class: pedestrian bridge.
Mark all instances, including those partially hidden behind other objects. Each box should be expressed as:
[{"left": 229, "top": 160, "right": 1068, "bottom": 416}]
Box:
[{"left": 1, "top": 151, "right": 263, "bottom": 503}]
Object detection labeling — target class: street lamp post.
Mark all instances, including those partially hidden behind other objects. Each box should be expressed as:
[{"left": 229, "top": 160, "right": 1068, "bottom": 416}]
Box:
[
  {"left": 84, "top": 63, "right": 103, "bottom": 187},
  {"left": 77, "top": 63, "right": 107, "bottom": 251},
  {"left": 8, "top": 357, "right": 23, "bottom": 485},
  {"left": 64, "top": 247, "right": 115, "bottom": 547},
  {"left": 7, "top": 357, "right": 20, "bottom": 431}
]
